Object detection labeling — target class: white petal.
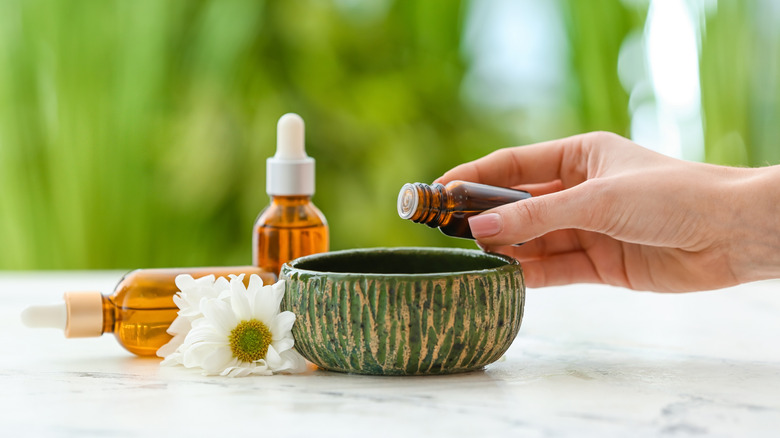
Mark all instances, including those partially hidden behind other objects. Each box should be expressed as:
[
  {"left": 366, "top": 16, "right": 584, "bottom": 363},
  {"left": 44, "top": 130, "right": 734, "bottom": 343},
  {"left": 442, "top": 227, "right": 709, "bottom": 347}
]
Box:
[
  {"left": 166, "top": 315, "right": 192, "bottom": 336},
  {"left": 223, "top": 356, "right": 241, "bottom": 370},
  {"left": 156, "top": 340, "right": 180, "bottom": 359},
  {"left": 182, "top": 342, "right": 230, "bottom": 370},
  {"left": 176, "top": 296, "right": 204, "bottom": 317},
  {"left": 208, "top": 356, "right": 242, "bottom": 376},
  {"left": 272, "top": 337, "right": 294, "bottom": 353},
  {"left": 172, "top": 293, "right": 187, "bottom": 310},
  {"left": 229, "top": 277, "right": 251, "bottom": 321},
  {"left": 247, "top": 274, "right": 264, "bottom": 292},
  {"left": 266, "top": 344, "right": 308, "bottom": 373},
  {"left": 221, "top": 367, "right": 246, "bottom": 377},
  {"left": 200, "top": 298, "right": 237, "bottom": 336},
  {"left": 174, "top": 274, "right": 197, "bottom": 292},
  {"left": 264, "top": 344, "right": 284, "bottom": 370},
  {"left": 181, "top": 343, "right": 209, "bottom": 368},
  {"left": 183, "top": 324, "right": 226, "bottom": 346},
  {"left": 199, "top": 345, "right": 235, "bottom": 374},
  {"left": 160, "top": 351, "right": 183, "bottom": 367},
  {"left": 278, "top": 349, "right": 308, "bottom": 373},
  {"left": 270, "top": 280, "right": 286, "bottom": 310},
  {"left": 249, "top": 364, "right": 273, "bottom": 376},
  {"left": 245, "top": 275, "right": 265, "bottom": 317},
  {"left": 217, "top": 289, "right": 231, "bottom": 301},
  {"left": 175, "top": 282, "right": 221, "bottom": 317},
  {"left": 222, "top": 363, "right": 272, "bottom": 377},
  {"left": 192, "top": 274, "right": 216, "bottom": 286},
  {"left": 190, "top": 316, "right": 211, "bottom": 329},
  {"left": 214, "top": 276, "right": 231, "bottom": 292},
  {"left": 156, "top": 334, "right": 185, "bottom": 358},
  {"left": 270, "top": 311, "right": 296, "bottom": 340},
  {"left": 252, "top": 285, "right": 278, "bottom": 326}
]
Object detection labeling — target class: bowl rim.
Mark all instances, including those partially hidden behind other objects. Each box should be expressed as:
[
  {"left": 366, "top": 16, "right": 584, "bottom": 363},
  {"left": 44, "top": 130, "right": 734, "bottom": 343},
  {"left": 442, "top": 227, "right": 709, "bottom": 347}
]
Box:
[{"left": 281, "top": 246, "right": 519, "bottom": 278}]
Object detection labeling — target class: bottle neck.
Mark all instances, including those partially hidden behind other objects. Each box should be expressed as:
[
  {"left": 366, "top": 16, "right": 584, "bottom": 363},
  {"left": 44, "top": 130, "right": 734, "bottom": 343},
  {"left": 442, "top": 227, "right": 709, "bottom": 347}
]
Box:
[
  {"left": 397, "top": 182, "right": 451, "bottom": 228},
  {"left": 101, "top": 296, "right": 116, "bottom": 335},
  {"left": 270, "top": 195, "right": 313, "bottom": 206}
]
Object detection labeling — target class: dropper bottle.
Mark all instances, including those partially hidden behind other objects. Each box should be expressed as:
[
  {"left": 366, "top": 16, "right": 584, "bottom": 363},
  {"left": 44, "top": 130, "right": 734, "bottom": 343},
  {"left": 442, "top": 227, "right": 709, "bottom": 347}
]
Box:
[
  {"left": 21, "top": 266, "right": 276, "bottom": 356},
  {"left": 397, "top": 180, "right": 531, "bottom": 239},
  {"left": 252, "top": 113, "right": 329, "bottom": 275}
]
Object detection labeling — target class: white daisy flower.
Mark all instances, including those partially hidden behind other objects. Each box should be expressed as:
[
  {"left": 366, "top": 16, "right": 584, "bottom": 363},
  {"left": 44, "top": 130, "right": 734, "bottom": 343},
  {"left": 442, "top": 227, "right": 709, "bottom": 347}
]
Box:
[
  {"left": 158, "top": 274, "right": 307, "bottom": 377},
  {"left": 157, "top": 274, "right": 230, "bottom": 363}
]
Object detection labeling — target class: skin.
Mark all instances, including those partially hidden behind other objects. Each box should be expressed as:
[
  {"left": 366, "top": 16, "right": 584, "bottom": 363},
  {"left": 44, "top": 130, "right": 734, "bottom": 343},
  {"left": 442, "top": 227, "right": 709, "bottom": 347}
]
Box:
[{"left": 437, "top": 132, "right": 780, "bottom": 292}]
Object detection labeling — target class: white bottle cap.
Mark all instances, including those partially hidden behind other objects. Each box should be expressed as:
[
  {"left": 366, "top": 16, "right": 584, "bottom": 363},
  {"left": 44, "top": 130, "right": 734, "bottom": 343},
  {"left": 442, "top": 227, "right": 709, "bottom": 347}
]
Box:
[
  {"left": 267, "top": 113, "right": 315, "bottom": 196},
  {"left": 397, "top": 183, "right": 419, "bottom": 219},
  {"left": 21, "top": 291, "right": 103, "bottom": 338}
]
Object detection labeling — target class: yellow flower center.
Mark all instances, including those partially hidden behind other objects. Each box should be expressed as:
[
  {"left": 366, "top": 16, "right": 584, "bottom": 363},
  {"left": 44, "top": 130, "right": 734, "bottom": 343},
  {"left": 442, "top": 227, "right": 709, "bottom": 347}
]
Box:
[{"left": 229, "top": 319, "right": 272, "bottom": 363}]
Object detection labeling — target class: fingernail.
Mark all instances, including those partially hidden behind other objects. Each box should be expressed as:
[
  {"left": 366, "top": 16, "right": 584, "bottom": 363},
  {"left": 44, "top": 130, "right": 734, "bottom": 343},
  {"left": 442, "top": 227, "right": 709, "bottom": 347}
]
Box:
[{"left": 468, "top": 213, "right": 502, "bottom": 238}]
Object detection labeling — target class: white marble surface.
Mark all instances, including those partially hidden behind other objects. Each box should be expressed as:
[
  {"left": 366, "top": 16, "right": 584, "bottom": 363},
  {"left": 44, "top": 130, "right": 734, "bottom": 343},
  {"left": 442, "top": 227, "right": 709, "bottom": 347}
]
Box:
[{"left": 1, "top": 271, "right": 779, "bottom": 437}]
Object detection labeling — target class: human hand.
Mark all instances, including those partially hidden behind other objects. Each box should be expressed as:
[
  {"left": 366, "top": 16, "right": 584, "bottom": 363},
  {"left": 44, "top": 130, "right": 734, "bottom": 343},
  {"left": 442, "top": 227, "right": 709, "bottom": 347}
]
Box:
[{"left": 437, "top": 132, "right": 780, "bottom": 292}]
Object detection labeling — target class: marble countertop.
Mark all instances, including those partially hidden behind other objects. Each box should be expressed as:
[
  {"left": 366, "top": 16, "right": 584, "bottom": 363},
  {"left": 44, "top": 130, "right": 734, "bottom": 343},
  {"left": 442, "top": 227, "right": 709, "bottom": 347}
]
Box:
[{"left": 1, "top": 271, "right": 778, "bottom": 437}]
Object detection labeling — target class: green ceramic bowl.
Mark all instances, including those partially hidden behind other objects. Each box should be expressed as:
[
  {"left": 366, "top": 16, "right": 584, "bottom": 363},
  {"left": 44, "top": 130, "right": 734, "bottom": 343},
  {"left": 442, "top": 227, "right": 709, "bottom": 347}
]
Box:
[{"left": 280, "top": 247, "right": 525, "bottom": 375}]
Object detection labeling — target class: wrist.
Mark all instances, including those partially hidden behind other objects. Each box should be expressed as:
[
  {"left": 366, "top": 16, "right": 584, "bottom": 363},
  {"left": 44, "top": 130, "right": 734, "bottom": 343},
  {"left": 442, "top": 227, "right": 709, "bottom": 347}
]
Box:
[{"left": 729, "top": 165, "right": 780, "bottom": 283}]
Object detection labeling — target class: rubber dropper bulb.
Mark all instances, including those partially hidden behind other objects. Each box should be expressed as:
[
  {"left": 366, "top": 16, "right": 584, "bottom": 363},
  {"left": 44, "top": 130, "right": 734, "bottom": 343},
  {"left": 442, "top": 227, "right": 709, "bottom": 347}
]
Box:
[
  {"left": 275, "top": 113, "right": 306, "bottom": 159},
  {"left": 266, "top": 113, "right": 315, "bottom": 196},
  {"left": 21, "top": 303, "right": 67, "bottom": 330}
]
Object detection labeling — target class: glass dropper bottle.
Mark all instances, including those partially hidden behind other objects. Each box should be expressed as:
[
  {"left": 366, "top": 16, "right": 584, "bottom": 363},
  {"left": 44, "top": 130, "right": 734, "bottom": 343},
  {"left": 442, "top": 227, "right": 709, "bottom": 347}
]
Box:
[
  {"left": 397, "top": 180, "right": 532, "bottom": 239},
  {"left": 21, "top": 266, "right": 276, "bottom": 356},
  {"left": 252, "top": 113, "right": 329, "bottom": 276}
]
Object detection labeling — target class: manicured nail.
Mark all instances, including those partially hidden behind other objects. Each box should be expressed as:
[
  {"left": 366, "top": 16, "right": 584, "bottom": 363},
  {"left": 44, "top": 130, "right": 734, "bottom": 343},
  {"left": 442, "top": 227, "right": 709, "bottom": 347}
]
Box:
[{"left": 468, "top": 213, "right": 502, "bottom": 238}]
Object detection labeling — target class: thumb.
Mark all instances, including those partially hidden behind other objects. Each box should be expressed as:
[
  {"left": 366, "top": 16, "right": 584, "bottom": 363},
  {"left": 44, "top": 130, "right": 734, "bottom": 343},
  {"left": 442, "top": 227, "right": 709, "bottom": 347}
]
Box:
[{"left": 467, "top": 184, "right": 594, "bottom": 245}]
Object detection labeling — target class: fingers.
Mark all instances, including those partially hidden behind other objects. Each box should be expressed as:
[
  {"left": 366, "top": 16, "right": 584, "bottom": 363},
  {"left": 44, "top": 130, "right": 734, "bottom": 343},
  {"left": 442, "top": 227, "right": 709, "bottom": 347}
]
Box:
[
  {"left": 483, "top": 245, "right": 604, "bottom": 287},
  {"left": 483, "top": 229, "right": 583, "bottom": 262},
  {"left": 436, "top": 135, "right": 586, "bottom": 187},
  {"left": 468, "top": 183, "right": 596, "bottom": 246},
  {"left": 520, "top": 252, "right": 603, "bottom": 287},
  {"left": 513, "top": 180, "right": 564, "bottom": 197}
]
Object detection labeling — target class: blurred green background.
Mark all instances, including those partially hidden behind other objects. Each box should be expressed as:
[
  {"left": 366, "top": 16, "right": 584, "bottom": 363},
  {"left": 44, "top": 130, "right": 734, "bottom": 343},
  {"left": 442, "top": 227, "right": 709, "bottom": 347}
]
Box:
[{"left": 0, "top": 0, "right": 778, "bottom": 270}]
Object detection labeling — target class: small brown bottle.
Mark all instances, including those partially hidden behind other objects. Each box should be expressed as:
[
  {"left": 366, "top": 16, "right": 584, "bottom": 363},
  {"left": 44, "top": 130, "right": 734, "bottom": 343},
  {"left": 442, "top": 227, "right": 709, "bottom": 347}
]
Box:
[
  {"left": 253, "top": 113, "right": 329, "bottom": 275},
  {"left": 397, "top": 180, "right": 532, "bottom": 239},
  {"left": 21, "top": 266, "right": 276, "bottom": 356}
]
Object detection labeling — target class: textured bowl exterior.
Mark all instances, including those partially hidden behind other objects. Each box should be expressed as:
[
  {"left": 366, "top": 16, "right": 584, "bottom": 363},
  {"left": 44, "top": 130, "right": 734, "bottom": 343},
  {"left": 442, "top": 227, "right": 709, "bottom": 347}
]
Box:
[{"left": 281, "top": 247, "right": 525, "bottom": 375}]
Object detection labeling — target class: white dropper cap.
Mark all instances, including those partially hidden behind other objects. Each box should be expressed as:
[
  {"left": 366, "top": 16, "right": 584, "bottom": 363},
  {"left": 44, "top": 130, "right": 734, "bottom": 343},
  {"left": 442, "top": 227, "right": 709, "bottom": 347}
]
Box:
[
  {"left": 21, "top": 303, "right": 66, "bottom": 330},
  {"left": 21, "top": 292, "right": 104, "bottom": 338},
  {"left": 266, "top": 113, "right": 315, "bottom": 196}
]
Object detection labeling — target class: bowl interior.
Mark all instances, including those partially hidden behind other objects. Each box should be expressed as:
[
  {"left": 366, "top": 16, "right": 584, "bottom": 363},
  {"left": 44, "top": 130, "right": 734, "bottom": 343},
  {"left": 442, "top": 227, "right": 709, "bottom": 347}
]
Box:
[{"left": 287, "top": 248, "right": 512, "bottom": 275}]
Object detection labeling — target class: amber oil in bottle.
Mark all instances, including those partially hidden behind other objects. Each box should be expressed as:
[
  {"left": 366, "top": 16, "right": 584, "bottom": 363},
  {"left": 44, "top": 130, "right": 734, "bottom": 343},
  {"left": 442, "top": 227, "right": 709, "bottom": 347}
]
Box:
[
  {"left": 397, "top": 180, "right": 531, "bottom": 239},
  {"left": 21, "top": 266, "right": 276, "bottom": 356},
  {"left": 253, "top": 113, "right": 329, "bottom": 275},
  {"left": 253, "top": 196, "right": 328, "bottom": 276}
]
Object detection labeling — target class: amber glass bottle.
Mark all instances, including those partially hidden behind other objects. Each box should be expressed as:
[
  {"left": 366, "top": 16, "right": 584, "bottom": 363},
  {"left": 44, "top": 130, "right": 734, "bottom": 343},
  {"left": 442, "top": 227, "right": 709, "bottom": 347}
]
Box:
[
  {"left": 397, "top": 180, "right": 532, "bottom": 239},
  {"left": 253, "top": 113, "right": 329, "bottom": 275},
  {"left": 21, "top": 266, "right": 276, "bottom": 356},
  {"left": 253, "top": 195, "right": 328, "bottom": 276}
]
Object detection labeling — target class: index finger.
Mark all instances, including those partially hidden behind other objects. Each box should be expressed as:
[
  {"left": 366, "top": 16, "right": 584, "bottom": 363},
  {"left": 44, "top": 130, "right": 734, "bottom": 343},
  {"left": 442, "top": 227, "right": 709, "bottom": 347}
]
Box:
[{"left": 436, "top": 134, "right": 585, "bottom": 187}]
